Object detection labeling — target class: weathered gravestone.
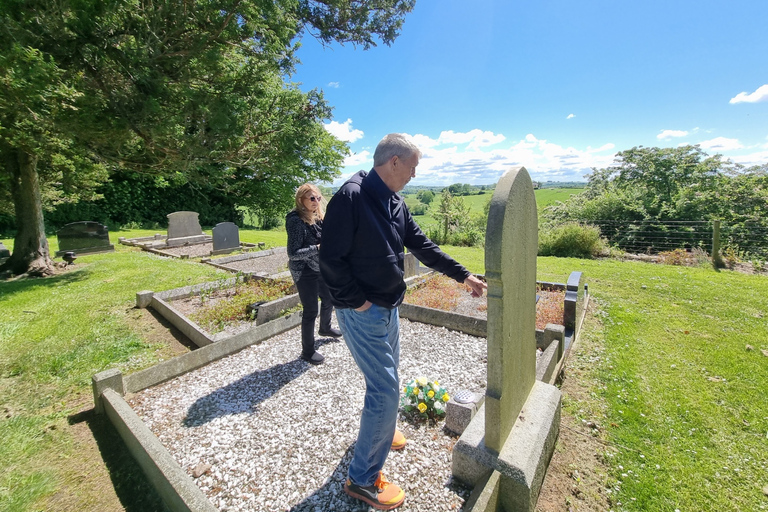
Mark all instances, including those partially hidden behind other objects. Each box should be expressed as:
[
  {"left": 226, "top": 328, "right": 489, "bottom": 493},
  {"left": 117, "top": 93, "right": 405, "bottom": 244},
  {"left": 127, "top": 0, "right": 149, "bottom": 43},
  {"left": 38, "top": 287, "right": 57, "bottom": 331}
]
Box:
[
  {"left": 452, "top": 166, "right": 561, "bottom": 512},
  {"left": 0, "top": 242, "right": 9, "bottom": 259},
  {"left": 212, "top": 222, "right": 240, "bottom": 254},
  {"left": 55, "top": 221, "right": 115, "bottom": 257},
  {"left": 166, "top": 211, "right": 209, "bottom": 247}
]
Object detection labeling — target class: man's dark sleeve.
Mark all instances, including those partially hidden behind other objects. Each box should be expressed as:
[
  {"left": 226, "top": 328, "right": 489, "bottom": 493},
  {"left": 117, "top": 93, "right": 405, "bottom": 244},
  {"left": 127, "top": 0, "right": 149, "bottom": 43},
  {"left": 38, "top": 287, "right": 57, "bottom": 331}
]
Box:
[
  {"left": 402, "top": 208, "right": 471, "bottom": 283},
  {"left": 319, "top": 191, "right": 368, "bottom": 309}
]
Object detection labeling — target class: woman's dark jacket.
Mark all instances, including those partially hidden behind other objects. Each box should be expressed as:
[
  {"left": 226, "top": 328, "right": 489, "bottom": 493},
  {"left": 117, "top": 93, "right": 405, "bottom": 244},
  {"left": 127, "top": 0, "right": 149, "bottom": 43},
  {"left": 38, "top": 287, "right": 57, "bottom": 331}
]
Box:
[
  {"left": 319, "top": 169, "right": 470, "bottom": 309},
  {"left": 285, "top": 210, "right": 322, "bottom": 283}
]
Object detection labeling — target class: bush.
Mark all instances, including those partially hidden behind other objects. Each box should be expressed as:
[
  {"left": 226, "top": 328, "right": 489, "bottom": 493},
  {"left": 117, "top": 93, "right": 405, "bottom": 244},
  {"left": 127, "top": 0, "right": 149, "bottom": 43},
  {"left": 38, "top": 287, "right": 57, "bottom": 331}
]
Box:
[
  {"left": 410, "top": 203, "right": 428, "bottom": 216},
  {"left": 538, "top": 223, "right": 606, "bottom": 258}
]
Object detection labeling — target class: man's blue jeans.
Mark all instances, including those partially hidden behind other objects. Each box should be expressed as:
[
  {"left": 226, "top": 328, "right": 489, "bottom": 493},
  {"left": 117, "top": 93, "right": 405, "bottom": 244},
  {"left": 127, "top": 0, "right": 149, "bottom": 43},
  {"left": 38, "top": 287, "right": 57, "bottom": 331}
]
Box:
[{"left": 336, "top": 304, "right": 400, "bottom": 487}]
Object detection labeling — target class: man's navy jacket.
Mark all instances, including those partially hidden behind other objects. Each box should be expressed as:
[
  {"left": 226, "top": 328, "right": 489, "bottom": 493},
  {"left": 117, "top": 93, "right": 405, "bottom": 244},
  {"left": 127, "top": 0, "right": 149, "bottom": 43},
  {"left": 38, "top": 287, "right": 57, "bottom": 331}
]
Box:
[{"left": 319, "top": 169, "right": 471, "bottom": 309}]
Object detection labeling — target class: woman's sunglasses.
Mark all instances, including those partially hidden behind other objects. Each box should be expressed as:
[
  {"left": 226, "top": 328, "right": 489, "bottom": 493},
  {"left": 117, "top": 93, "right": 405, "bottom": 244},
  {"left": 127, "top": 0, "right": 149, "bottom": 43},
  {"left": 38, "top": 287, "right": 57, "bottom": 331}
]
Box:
[{"left": 306, "top": 195, "right": 321, "bottom": 202}]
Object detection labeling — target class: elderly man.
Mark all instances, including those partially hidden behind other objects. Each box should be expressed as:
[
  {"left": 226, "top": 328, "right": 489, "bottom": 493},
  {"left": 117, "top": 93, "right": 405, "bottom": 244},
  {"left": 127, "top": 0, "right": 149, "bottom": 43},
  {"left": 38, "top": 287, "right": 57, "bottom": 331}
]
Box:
[{"left": 320, "top": 133, "right": 486, "bottom": 510}]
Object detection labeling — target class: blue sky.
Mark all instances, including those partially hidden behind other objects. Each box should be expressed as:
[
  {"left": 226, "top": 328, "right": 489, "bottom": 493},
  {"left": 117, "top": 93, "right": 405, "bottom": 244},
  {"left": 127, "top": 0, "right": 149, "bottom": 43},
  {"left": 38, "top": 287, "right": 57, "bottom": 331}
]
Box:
[{"left": 293, "top": 0, "right": 768, "bottom": 187}]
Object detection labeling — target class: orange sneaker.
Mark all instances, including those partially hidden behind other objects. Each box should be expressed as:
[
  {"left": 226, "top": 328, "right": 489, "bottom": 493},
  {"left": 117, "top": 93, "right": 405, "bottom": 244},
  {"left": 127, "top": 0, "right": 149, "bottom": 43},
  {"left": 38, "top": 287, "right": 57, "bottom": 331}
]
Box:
[
  {"left": 391, "top": 429, "right": 406, "bottom": 450},
  {"left": 344, "top": 472, "right": 405, "bottom": 510}
]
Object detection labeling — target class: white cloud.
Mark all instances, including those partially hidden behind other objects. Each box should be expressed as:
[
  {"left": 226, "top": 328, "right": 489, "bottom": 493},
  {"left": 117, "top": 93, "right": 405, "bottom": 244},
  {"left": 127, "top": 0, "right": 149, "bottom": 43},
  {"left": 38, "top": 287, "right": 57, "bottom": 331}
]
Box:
[
  {"left": 657, "top": 129, "right": 688, "bottom": 140},
  {"left": 567, "top": 114, "right": 575, "bottom": 119},
  {"left": 343, "top": 150, "right": 371, "bottom": 168},
  {"left": 404, "top": 132, "right": 617, "bottom": 186},
  {"left": 324, "top": 118, "right": 363, "bottom": 142},
  {"left": 729, "top": 84, "right": 768, "bottom": 104},
  {"left": 328, "top": 82, "right": 340, "bottom": 88},
  {"left": 698, "top": 137, "right": 743, "bottom": 151}
]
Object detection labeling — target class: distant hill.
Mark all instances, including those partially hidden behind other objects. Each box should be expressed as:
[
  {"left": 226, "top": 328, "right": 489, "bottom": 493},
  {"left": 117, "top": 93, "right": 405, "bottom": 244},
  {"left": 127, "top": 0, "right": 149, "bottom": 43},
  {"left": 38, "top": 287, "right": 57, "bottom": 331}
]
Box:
[{"left": 540, "top": 181, "right": 587, "bottom": 189}]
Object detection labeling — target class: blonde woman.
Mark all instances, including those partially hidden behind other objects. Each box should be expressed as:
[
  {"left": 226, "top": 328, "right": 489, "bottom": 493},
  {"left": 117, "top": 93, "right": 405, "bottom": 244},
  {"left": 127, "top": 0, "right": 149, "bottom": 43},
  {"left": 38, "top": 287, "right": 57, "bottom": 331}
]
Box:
[{"left": 286, "top": 183, "right": 341, "bottom": 364}]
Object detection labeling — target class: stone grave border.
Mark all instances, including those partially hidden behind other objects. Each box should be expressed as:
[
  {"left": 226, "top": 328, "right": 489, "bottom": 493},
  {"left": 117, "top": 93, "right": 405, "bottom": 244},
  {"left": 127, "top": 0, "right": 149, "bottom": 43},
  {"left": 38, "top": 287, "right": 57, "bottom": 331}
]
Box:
[
  {"left": 91, "top": 268, "right": 588, "bottom": 512},
  {"left": 119, "top": 235, "right": 259, "bottom": 259},
  {"left": 201, "top": 246, "right": 288, "bottom": 277},
  {"left": 136, "top": 273, "right": 300, "bottom": 348},
  {"left": 400, "top": 270, "right": 589, "bottom": 386}
]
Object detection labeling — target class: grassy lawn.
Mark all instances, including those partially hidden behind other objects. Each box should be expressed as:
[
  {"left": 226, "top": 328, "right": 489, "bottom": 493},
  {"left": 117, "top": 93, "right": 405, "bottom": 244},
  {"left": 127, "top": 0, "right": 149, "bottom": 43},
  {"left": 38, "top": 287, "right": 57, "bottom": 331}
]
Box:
[
  {"left": 1, "top": 228, "right": 766, "bottom": 511},
  {"left": 402, "top": 188, "right": 583, "bottom": 227}
]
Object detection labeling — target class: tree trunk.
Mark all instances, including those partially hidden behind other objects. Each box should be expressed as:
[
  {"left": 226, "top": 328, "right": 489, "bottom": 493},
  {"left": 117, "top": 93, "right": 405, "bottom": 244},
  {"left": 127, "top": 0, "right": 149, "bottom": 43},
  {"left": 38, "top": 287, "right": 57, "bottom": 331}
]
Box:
[{"left": 1, "top": 146, "right": 54, "bottom": 276}]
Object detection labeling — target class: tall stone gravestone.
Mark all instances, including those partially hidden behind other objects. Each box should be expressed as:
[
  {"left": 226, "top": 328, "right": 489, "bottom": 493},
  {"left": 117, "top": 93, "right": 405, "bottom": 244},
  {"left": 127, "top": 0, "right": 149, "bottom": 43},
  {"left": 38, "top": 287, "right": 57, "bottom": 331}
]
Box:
[
  {"left": 166, "top": 211, "right": 209, "bottom": 247},
  {"left": 452, "top": 167, "right": 561, "bottom": 512},
  {"left": 0, "top": 242, "right": 9, "bottom": 260},
  {"left": 212, "top": 222, "right": 240, "bottom": 254},
  {"left": 55, "top": 221, "right": 114, "bottom": 257}
]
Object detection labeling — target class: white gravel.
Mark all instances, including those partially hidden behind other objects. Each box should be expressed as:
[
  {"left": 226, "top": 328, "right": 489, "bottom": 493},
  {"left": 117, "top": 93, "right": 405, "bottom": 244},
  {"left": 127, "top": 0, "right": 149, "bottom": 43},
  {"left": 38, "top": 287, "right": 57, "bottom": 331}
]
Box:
[{"left": 127, "top": 317, "right": 487, "bottom": 511}]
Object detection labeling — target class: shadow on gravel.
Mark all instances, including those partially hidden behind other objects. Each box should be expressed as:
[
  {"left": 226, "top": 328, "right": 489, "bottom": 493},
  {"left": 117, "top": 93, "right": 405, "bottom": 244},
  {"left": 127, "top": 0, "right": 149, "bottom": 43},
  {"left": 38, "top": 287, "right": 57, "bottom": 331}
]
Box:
[
  {"left": 182, "top": 358, "right": 312, "bottom": 427},
  {"left": 288, "top": 445, "right": 362, "bottom": 512}
]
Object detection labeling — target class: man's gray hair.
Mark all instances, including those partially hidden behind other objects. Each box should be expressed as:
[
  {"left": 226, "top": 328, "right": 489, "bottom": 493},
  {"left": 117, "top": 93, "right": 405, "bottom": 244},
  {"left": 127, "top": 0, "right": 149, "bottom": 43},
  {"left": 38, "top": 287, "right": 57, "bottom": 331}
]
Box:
[{"left": 373, "top": 133, "right": 422, "bottom": 167}]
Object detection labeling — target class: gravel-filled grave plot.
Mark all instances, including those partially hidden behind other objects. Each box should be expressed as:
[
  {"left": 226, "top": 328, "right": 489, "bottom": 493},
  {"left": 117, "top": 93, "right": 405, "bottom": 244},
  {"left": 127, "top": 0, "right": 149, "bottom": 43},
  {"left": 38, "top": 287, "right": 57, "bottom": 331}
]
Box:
[
  {"left": 127, "top": 317, "right": 487, "bottom": 511},
  {"left": 210, "top": 251, "right": 289, "bottom": 275}
]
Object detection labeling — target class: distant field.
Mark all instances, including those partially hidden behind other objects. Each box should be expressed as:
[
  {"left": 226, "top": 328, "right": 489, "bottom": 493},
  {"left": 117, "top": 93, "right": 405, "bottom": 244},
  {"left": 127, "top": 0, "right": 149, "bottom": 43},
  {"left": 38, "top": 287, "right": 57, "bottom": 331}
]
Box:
[{"left": 402, "top": 187, "right": 584, "bottom": 226}]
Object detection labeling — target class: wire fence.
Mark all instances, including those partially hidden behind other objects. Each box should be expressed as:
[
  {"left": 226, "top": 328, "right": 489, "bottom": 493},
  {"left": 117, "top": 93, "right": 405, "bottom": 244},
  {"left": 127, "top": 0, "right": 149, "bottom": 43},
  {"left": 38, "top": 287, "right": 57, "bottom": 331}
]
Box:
[{"left": 586, "top": 220, "right": 768, "bottom": 260}]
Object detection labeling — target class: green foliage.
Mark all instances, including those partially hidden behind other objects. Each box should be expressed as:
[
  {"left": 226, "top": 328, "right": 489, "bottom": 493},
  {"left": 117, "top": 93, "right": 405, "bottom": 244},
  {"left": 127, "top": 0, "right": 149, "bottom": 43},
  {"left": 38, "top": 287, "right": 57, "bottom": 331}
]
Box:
[
  {"left": 189, "top": 278, "right": 295, "bottom": 333},
  {"left": 1, "top": 0, "right": 416, "bottom": 273},
  {"left": 538, "top": 222, "right": 606, "bottom": 258},
  {"left": 43, "top": 172, "right": 242, "bottom": 229},
  {"left": 416, "top": 189, "right": 434, "bottom": 205},
  {"left": 2, "top": 235, "right": 767, "bottom": 509},
  {"left": 410, "top": 203, "right": 428, "bottom": 215},
  {"left": 542, "top": 146, "right": 768, "bottom": 256}
]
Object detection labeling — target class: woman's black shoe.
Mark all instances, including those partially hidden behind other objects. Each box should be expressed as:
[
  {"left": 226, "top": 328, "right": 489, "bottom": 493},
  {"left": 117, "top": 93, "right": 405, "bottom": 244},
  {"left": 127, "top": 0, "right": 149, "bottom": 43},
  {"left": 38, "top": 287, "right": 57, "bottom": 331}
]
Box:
[
  {"left": 301, "top": 352, "right": 325, "bottom": 365},
  {"left": 318, "top": 327, "right": 342, "bottom": 337}
]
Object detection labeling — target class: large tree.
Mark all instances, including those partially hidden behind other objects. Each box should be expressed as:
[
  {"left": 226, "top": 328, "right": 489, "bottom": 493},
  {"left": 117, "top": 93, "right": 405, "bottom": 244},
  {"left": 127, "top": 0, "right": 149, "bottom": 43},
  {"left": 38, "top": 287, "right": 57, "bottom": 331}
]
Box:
[{"left": 0, "top": 0, "right": 415, "bottom": 275}]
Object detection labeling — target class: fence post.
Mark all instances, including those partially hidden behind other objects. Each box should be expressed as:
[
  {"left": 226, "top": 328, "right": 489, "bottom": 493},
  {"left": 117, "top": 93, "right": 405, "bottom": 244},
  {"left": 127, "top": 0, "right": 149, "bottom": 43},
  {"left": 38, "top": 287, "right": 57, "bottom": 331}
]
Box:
[{"left": 712, "top": 220, "right": 724, "bottom": 268}]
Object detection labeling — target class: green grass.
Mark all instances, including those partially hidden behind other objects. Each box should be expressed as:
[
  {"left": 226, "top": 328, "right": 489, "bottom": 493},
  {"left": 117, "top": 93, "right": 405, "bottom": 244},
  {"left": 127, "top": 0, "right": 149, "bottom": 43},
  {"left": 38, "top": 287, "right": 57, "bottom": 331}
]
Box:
[
  {"left": 402, "top": 188, "right": 584, "bottom": 227},
  {"left": 1, "top": 227, "right": 767, "bottom": 511}
]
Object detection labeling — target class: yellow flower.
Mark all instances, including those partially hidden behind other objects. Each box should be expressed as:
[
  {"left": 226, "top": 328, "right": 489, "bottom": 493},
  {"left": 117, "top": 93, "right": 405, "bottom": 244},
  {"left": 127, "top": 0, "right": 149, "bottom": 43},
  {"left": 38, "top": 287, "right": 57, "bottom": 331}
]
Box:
[
  {"left": 418, "top": 402, "right": 427, "bottom": 413},
  {"left": 403, "top": 387, "right": 407, "bottom": 394},
  {"left": 427, "top": 390, "right": 435, "bottom": 398},
  {"left": 412, "top": 387, "right": 419, "bottom": 395},
  {"left": 433, "top": 380, "right": 439, "bottom": 386},
  {"left": 442, "top": 393, "right": 450, "bottom": 402}
]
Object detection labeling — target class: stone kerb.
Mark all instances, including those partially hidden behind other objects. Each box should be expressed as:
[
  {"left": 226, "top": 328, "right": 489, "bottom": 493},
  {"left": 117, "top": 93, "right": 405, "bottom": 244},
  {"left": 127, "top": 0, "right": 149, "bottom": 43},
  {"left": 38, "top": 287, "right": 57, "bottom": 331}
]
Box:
[
  {"left": 203, "top": 246, "right": 287, "bottom": 273},
  {"left": 91, "top": 310, "right": 301, "bottom": 512},
  {"left": 138, "top": 275, "right": 301, "bottom": 347}
]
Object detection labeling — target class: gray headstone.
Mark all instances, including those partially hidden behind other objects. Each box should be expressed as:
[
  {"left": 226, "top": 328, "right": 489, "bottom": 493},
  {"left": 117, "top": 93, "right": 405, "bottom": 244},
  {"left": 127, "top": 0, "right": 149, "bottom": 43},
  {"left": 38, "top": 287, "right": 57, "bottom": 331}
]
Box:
[
  {"left": 167, "top": 211, "right": 203, "bottom": 240},
  {"left": 212, "top": 222, "right": 240, "bottom": 251},
  {"left": 55, "top": 221, "right": 115, "bottom": 256},
  {"left": 453, "top": 167, "right": 561, "bottom": 512},
  {"left": 484, "top": 166, "right": 538, "bottom": 453},
  {"left": 0, "top": 242, "right": 9, "bottom": 259}
]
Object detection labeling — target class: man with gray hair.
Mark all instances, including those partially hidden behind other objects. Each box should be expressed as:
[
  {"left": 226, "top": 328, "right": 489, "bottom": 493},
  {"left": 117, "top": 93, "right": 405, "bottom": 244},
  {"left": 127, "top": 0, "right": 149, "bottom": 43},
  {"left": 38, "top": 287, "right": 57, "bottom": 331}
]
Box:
[{"left": 320, "top": 133, "right": 486, "bottom": 510}]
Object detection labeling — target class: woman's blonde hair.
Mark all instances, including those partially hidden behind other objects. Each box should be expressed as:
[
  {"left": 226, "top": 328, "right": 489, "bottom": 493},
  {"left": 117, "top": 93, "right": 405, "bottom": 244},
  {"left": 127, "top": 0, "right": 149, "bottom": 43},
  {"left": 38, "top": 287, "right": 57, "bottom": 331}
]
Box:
[{"left": 293, "top": 183, "right": 325, "bottom": 224}]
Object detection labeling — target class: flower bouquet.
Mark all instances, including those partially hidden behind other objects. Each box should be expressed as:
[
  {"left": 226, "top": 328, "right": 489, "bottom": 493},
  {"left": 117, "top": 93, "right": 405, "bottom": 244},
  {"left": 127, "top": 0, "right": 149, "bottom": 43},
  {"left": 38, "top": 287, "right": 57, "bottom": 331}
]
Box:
[{"left": 400, "top": 377, "right": 450, "bottom": 420}]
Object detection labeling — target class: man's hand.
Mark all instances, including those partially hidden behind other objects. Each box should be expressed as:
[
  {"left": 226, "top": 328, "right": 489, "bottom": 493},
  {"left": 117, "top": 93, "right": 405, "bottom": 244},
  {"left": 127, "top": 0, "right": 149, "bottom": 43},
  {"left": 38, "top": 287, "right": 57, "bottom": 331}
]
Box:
[
  {"left": 355, "top": 300, "right": 373, "bottom": 312},
  {"left": 463, "top": 275, "right": 487, "bottom": 298}
]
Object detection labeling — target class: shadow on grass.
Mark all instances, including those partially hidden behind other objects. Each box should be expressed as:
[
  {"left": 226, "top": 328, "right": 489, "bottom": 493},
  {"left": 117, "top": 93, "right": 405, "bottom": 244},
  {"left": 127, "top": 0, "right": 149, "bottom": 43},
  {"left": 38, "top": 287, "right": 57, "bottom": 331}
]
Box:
[
  {"left": 67, "top": 408, "right": 169, "bottom": 512},
  {"left": 143, "top": 307, "right": 200, "bottom": 352},
  {"left": 0, "top": 266, "right": 91, "bottom": 300}
]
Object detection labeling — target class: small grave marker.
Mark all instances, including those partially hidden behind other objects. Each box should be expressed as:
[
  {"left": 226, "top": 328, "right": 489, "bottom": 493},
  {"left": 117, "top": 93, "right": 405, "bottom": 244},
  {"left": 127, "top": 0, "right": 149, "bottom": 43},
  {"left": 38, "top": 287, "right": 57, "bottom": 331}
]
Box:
[{"left": 212, "top": 222, "right": 240, "bottom": 254}]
